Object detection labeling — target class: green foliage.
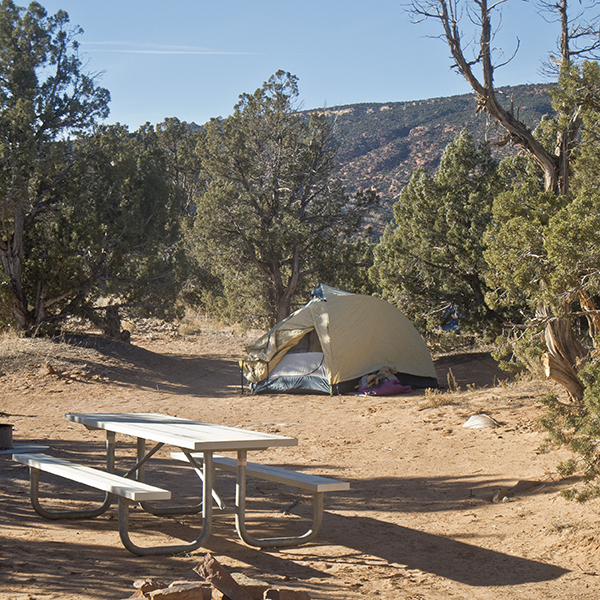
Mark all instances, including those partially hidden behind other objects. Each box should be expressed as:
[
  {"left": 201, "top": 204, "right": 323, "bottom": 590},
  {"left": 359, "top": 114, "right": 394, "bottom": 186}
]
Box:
[
  {"left": 371, "top": 130, "right": 501, "bottom": 333},
  {"left": 16, "top": 123, "right": 185, "bottom": 326},
  {"left": 0, "top": 4, "right": 203, "bottom": 334},
  {"left": 540, "top": 357, "right": 600, "bottom": 501},
  {"left": 484, "top": 63, "right": 600, "bottom": 366},
  {"left": 482, "top": 63, "right": 600, "bottom": 498},
  {"left": 484, "top": 156, "right": 566, "bottom": 312},
  {"left": 541, "top": 63, "right": 600, "bottom": 302},
  {"left": 155, "top": 117, "right": 205, "bottom": 217},
  {"left": 483, "top": 161, "right": 600, "bottom": 381},
  {"left": 319, "top": 239, "right": 379, "bottom": 297},
  {"left": 491, "top": 324, "right": 547, "bottom": 377},
  {"left": 0, "top": 1, "right": 110, "bottom": 331},
  {"left": 189, "top": 71, "right": 378, "bottom": 326}
]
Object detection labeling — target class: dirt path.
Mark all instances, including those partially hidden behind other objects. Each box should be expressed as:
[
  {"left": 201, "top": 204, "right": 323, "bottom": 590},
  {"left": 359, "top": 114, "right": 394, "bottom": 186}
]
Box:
[{"left": 1, "top": 326, "right": 599, "bottom": 599}]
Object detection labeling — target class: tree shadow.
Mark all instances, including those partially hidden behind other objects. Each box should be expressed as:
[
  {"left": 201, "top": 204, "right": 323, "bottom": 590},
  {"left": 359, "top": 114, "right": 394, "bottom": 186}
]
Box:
[
  {"left": 49, "top": 332, "right": 242, "bottom": 398},
  {"left": 316, "top": 512, "right": 568, "bottom": 586},
  {"left": 434, "top": 351, "right": 514, "bottom": 389},
  {"left": 46, "top": 334, "right": 515, "bottom": 399},
  {"left": 334, "top": 472, "right": 572, "bottom": 512}
]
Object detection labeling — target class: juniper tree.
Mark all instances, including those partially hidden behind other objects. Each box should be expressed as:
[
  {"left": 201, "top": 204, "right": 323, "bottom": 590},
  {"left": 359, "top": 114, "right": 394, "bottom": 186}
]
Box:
[
  {"left": 188, "top": 71, "right": 378, "bottom": 325},
  {"left": 0, "top": 1, "right": 109, "bottom": 331},
  {"left": 409, "top": 0, "right": 600, "bottom": 400},
  {"left": 372, "top": 130, "right": 501, "bottom": 333}
]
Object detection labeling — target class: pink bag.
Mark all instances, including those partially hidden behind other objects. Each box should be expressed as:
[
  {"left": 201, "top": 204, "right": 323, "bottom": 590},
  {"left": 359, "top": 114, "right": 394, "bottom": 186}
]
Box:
[{"left": 358, "top": 378, "right": 411, "bottom": 396}]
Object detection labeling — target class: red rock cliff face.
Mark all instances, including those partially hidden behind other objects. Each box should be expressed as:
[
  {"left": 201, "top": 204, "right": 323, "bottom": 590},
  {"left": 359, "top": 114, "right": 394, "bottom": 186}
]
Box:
[{"left": 316, "top": 84, "right": 553, "bottom": 211}]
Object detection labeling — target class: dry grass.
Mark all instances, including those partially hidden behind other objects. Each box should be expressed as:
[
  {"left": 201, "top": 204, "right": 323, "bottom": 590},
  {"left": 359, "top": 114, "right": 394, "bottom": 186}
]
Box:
[
  {"left": 177, "top": 308, "right": 263, "bottom": 341},
  {"left": 0, "top": 314, "right": 258, "bottom": 379},
  {"left": 0, "top": 328, "right": 112, "bottom": 377},
  {"left": 416, "top": 387, "right": 459, "bottom": 411},
  {"left": 0, "top": 331, "right": 62, "bottom": 372}
]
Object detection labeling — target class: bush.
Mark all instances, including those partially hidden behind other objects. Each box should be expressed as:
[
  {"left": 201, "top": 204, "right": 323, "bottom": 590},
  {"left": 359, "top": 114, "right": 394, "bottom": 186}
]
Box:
[{"left": 541, "top": 356, "right": 600, "bottom": 501}]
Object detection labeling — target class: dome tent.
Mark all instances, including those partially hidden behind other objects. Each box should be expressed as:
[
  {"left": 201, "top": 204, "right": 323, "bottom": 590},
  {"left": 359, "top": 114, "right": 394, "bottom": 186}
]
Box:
[{"left": 240, "top": 284, "right": 438, "bottom": 394}]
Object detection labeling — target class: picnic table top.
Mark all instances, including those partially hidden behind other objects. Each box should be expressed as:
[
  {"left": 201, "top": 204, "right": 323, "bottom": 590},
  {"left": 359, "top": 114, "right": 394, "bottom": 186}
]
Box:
[{"left": 65, "top": 412, "right": 298, "bottom": 451}]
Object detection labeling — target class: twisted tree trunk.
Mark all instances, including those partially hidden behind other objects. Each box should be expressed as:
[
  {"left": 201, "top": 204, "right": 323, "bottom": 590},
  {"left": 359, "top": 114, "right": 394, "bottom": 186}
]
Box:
[
  {"left": 541, "top": 311, "right": 586, "bottom": 401},
  {"left": 580, "top": 290, "right": 600, "bottom": 349}
]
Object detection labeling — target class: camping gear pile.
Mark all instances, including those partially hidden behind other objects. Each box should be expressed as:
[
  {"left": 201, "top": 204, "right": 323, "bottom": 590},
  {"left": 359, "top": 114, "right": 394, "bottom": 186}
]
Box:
[{"left": 240, "top": 284, "right": 438, "bottom": 395}]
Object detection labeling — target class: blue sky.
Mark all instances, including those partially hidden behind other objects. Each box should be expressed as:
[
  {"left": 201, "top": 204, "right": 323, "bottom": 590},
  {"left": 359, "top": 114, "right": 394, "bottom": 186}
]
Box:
[{"left": 39, "top": 0, "right": 558, "bottom": 130}]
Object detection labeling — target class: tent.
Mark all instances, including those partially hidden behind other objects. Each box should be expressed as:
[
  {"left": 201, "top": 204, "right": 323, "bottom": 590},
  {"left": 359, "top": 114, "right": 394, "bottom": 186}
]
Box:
[{"left": 240, "top": 284, "right": 438, "bottom": 394}]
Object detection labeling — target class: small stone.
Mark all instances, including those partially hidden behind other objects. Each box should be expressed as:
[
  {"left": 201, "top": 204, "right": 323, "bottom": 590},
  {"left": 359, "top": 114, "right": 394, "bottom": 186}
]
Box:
[
  {"left": 39, "top": 362, "right": 54, "bottom": 376},
  {"left": 133, "top": 578, "right": 165, "bottom": 592},
  {"left": 492, "top": 488, "right": 511, "bottom": 503}
]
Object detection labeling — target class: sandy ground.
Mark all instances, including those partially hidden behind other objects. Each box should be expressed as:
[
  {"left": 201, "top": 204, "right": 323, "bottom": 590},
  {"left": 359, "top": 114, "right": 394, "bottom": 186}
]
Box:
[{"left": 1, "top": 323, "right": 600, "bottom": 600}]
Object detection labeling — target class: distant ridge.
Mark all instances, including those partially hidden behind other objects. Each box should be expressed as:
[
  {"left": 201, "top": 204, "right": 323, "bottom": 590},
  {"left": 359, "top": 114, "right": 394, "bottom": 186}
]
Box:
[{"left": 311, "top": 83, "right": 554, "bottom": 207}]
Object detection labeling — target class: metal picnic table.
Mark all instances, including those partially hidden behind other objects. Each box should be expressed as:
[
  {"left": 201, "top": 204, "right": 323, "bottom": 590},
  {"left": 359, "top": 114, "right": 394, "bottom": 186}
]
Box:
[
  {"left": 64, "top": 412, "right": 301, "bottom": 555},
  {"left": 14, "top": 412, "right": 348, "bottom": 555}
]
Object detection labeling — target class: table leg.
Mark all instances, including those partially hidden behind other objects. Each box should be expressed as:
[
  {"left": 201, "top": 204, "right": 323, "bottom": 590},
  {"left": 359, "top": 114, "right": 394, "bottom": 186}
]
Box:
[
  {"left": 106, "top": 430, "right": 116, "bottom": 472},
  {"left": 133, "top": 437, "right": 184, "bottom": 515},
  {"left": 117, "top": 452, "right": 215, "bottom": 556},
  {"left": 137, "top": 443, "right": 222, "bottom": 516},
  {"left": 233, "top": 450, "right": 325, "bottom": 548},
  {"left": 136, "top": 437, "right": 145, "bottom": 480}
]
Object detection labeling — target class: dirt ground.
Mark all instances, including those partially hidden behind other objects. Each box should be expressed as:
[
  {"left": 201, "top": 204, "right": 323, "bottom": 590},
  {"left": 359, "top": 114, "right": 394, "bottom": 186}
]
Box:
[{"left": 1, "top": 321, "right": 600, "bottom": 600}]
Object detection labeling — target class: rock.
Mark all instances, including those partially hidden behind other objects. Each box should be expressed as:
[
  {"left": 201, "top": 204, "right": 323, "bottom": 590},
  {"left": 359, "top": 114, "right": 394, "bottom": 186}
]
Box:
[
  {"left": 130, "top": 578, "right": 166, "bottom": 597},
  {"left": 508, "top": 480, "right": 542, "bottom": 495},
  {"left": 263, "top": 590, "right": 311, "bottom": 599},
  {"left": 230, "top": 573, "right": 270, "bottom": 599},
  {"left": 38, "top": 362, "right": 54, "bottom": 376},
  {"left": 492, "top": 480, "right": 542, "bottom": 503},
  {"left": 194, "top": 554, "right": 254, "bottom": 600},
  {"left": 462, "top": 414, "right": 499, "bottom": 429},
  {"left": 147, "top": 582, "right": 212, "bottom": 599},
  {"left": 492, "top": 487, "right": 511, "bottom": 503}
]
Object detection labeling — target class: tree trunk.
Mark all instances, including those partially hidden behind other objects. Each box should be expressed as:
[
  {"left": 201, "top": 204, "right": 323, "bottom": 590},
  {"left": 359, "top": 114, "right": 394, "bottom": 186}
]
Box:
[
  {"left": 271, "top": 247, "right": 301, "bottom": 324},
  {"left": 579, "top": 290, "right": 600, "bottom": 348},
  {"left": 433, "top": 0, "right": 562, "bottom": 193},
  {"left": 539, "top": 306, "right": 587, "bottom": 401},
  {"left": 0, "top": 206, "right": 35, "bottom": 331},
  {"left": 423, "top": 0, "right": 588, "bottom": 399}
]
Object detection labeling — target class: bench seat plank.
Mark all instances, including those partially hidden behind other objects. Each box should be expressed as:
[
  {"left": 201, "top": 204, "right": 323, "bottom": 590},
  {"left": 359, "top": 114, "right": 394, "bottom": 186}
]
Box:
[
  {"left": 13, "top": 453, "right": 171, "bottom": 502},
  {"left": 171, "top": 452, "right": 349, "bottom": 493}
]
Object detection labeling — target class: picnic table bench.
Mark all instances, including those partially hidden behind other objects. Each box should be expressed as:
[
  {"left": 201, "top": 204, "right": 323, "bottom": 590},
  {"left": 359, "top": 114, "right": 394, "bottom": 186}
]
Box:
[
  {"left": 170, "top": 452, "right": 349, "bottom": 493},
  {"left": 170, "top": 451, "right": 349, "bottom": 548},
  {"left": 12, "top": 452, "right": 170, "bottom": 520}
]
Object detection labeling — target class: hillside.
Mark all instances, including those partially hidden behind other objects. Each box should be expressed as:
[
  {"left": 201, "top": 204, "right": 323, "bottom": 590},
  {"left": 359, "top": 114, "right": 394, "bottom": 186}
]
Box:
[{"left": 317, "top": 84, "right": 554, "bottom": 210}]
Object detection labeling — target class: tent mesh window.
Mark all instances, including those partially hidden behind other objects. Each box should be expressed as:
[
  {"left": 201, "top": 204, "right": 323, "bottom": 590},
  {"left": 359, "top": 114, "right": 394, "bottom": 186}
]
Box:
[{"left": 287, "top": 331, "right": 322, "bottom": 354}]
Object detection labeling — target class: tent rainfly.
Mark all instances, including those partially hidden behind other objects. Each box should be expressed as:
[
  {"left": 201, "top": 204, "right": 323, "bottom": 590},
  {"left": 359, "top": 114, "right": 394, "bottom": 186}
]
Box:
[{"left": 240, "top": 284, "right": 438, "bottom": 395}]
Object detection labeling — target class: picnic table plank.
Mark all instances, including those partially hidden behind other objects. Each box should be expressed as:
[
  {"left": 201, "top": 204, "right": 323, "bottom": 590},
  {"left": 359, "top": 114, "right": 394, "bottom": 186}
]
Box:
[{"left": 65, "top": 413, "right": 298, "bottom": 451}]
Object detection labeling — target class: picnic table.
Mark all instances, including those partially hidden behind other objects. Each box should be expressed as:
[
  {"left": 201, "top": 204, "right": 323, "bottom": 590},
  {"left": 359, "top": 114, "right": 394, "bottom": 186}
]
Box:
[{"left": 13, "top": 412, "right": 349, "bottom": 556}]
